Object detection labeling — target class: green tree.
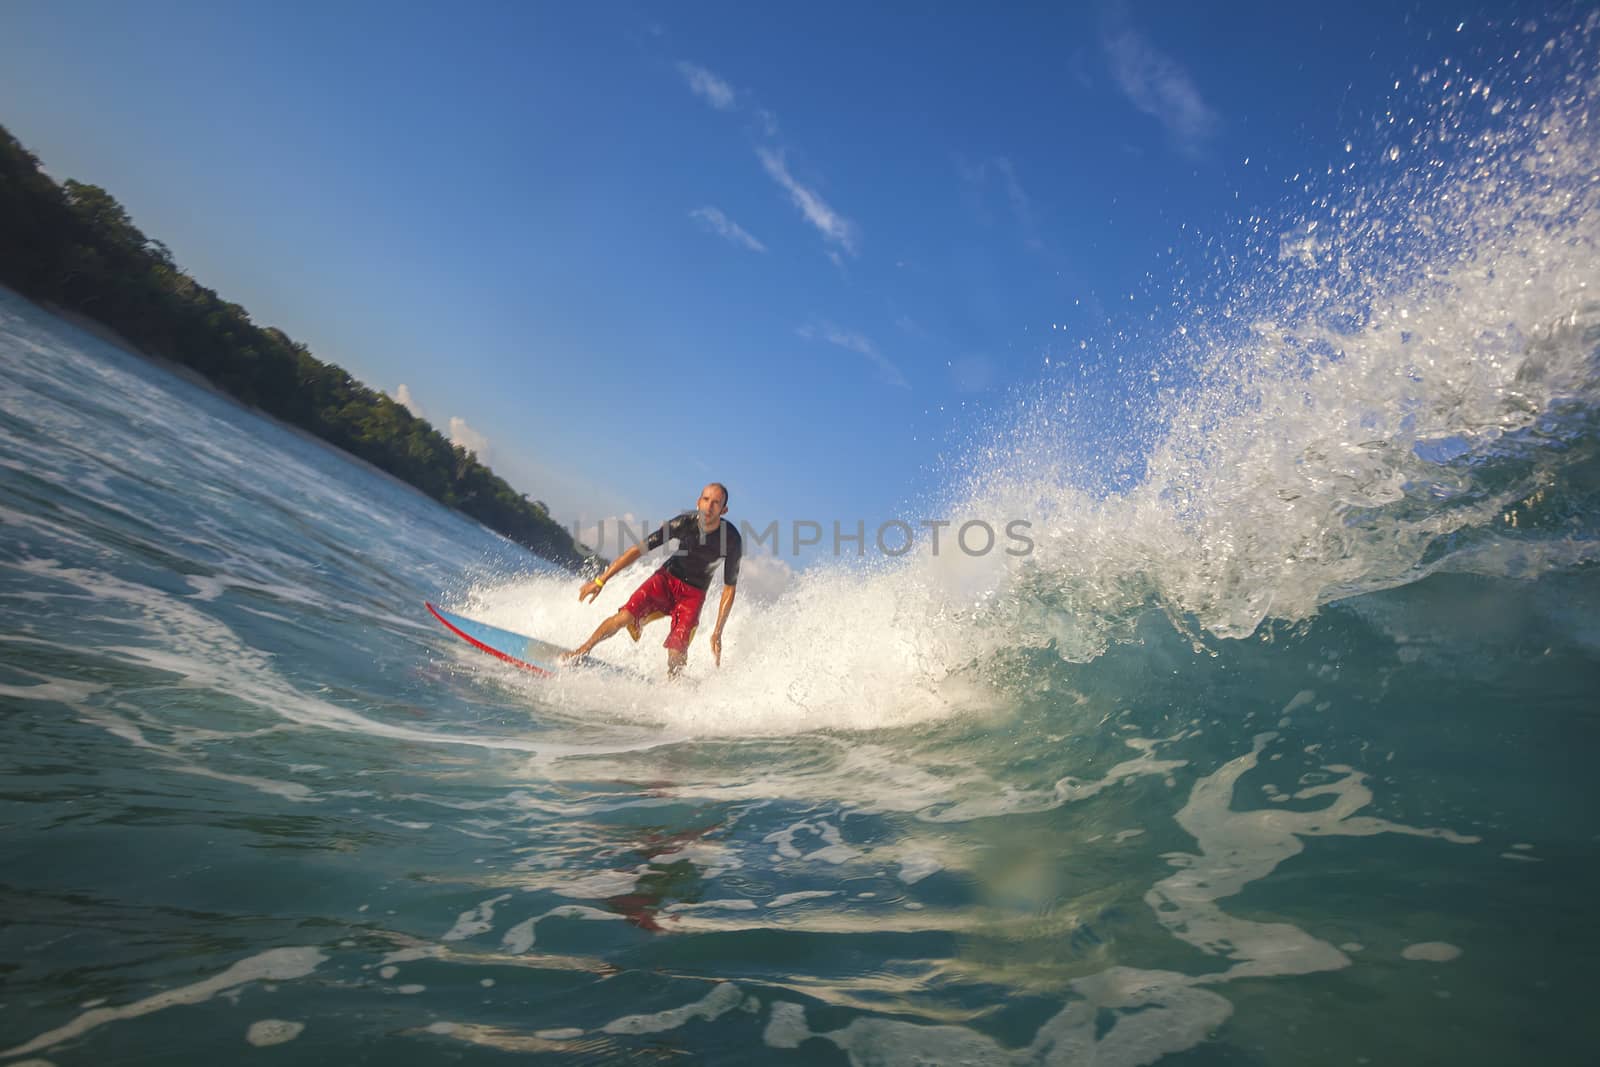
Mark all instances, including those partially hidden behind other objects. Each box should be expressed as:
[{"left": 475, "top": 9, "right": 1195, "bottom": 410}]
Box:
[{"left": 0, "top": 123, "right": 600, "bottom": 571}]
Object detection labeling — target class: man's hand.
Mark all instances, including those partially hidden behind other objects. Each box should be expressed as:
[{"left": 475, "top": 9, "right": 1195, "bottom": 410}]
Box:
[
  {"left": 579, "top": 580, "right": 603, "bottom": 603},
  {"left": 710, "top": 629, "right": 723, "bottom": 666}
]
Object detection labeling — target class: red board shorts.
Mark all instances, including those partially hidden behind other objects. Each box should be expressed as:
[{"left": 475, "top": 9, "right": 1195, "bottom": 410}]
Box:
[{"left": 621, "top": 568, "right": 707, "bottom": 654}]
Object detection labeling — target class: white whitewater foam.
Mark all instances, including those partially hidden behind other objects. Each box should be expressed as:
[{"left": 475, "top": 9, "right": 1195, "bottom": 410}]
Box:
[
  {"left": 2, "top": 947, "right": 326, "bottom": 1058},
  {"left": 1401, "top": 941, "right": 1463, "bottom": 962},
  {"left": 245, "top": 1019, "right": 304, "bottom": 1047}
]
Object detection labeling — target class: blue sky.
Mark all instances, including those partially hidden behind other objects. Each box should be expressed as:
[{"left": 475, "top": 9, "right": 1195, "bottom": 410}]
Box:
[{"left": 0, "top": 0, "right": 1531, "bottom": 568}]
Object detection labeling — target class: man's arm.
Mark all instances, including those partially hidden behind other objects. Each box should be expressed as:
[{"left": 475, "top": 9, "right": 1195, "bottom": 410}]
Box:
[
  {"left": 579, "top": 544, "right": 642, "bottom": 603},
  {"left": 709, "top": 532, "right": 741, "bottom": 665},
  {"left": 709, "top": 584, "right": 736, "bottom": 666}
]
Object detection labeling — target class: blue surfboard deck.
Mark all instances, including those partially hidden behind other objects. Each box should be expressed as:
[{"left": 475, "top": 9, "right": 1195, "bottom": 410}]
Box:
[{"left": 426, "top": 601, "right": 579, "bottom": 676}]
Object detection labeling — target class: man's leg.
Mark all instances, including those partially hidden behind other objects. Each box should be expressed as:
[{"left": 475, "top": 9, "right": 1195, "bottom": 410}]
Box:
[
  {"left": 666, "top": 648, "right": 688, "bottom": 678},
  {"left": 561, "top": 610, "right": 636, "bottom": 662},
  {"left": 662, "top": 587, "right": 703, "bottom": 679}
]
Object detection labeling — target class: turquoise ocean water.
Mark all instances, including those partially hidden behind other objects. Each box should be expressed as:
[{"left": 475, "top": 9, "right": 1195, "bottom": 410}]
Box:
[{"left": 4, "top": 23, "right": 1600, "bottom": 1064}]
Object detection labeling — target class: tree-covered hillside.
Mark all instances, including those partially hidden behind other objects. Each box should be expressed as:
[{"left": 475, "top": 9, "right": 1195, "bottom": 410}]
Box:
[{"left": 0, "top": 124, "right": 597, "bottom": 569}]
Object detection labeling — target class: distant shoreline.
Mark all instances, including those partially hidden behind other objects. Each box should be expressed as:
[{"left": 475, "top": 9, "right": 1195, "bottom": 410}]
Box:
[
  {"left": 0, "top": 122, "right": 599, "bottom": 572},
  {"left": 27, "top": 290, "right": 489, "bottom": 530}
]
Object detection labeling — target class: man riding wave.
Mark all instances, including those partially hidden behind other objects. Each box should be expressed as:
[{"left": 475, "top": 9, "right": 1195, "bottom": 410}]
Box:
[{"left": 560, "top": 483, "right": 741, "bottom": 677}]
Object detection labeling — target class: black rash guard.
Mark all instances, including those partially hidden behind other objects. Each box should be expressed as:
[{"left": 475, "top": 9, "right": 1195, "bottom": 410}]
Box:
[{"left": 645, "top": 512, "right": 742, "bottom": 591}]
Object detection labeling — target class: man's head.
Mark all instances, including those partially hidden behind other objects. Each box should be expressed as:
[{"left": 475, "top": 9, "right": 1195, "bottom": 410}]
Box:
[{"left": 697, "top": 482, "right": 730, "bottom": 527}]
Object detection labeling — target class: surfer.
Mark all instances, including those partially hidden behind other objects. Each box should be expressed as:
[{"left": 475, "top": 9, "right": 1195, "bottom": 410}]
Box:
[{"left": 560, "top": 483, "right": 742, "bottom": 677}]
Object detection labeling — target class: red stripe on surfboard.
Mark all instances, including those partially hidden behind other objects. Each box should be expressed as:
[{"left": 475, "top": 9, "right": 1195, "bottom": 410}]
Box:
[{"left": 425, "top": 601, "right": 552, "bottom": 676}]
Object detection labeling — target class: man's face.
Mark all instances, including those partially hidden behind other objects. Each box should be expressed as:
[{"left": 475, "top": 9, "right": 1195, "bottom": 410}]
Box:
[{"left": 697, "top": 485, "right": 728, "bottom": 526}]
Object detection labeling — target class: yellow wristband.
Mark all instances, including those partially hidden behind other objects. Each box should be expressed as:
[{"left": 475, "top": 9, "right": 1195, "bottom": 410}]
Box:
[{"left": 592, "top": 575, "right": 606, "bottom": 589}]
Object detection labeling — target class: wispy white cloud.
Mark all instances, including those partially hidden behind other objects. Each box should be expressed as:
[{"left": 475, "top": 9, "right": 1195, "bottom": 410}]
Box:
[
  {"left": 576, "top": 513, "right": 649, "bottom": 557},
  {"left": 497, "top": 452, "right": 633, "bottom": 539},
  {"left": 671, "top": 60, "right": 858, "bottom": 261},
  {"left": 675, "top": 58, "right": 779, "bottom": 136},
  {"left": 953, "top": 154, "right": 1043, "bottom": 252},
  {"left": 393, "top": 383, "right": 426, "bottom": 420},
  {"left": 992, "top": 158, "right": 1036, "bottom": 241},
  {"left": 1101, "top": 18, "right": 1219, "bottom": 154},
  {"left": 894, "top": 314, "right": 928, "bottom": 337},
  {"left": 448, "top": 416, "right": 492, "bottom": 462},
  {"left": 757, "top": 147, "right": 859, "bottom": 255},
  {"left": 960, "top": 156, "right": 1043, "bottom": 249},
  {"left": 677, "top": 61, "right": 736, "bottom": 111},
  {"left": 798, "top": 321, "right": 908, "bottom": 388},
  {"left": 690, "top": 206, "right": 766, "bottom": 252}
]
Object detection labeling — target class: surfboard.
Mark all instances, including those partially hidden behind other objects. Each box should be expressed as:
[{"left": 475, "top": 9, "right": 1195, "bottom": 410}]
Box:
[{"left": 425, "top": 601, "right": 572, "bottom": 675}]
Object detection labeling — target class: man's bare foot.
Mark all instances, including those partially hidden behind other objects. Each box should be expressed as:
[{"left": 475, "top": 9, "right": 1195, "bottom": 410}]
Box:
[{"left": 558, "top": 649, "right": 589, "bottom": 665}]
